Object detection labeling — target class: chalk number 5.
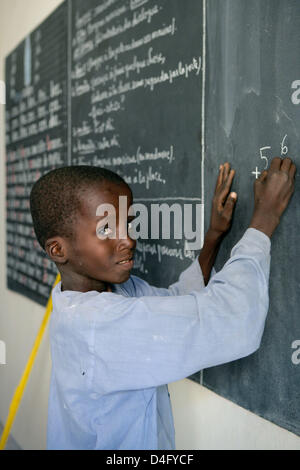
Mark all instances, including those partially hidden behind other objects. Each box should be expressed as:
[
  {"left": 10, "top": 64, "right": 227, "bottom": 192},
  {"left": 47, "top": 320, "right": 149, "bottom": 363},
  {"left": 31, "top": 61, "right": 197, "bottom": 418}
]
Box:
[{"left": 260, "top": 147, "right": 270, "bottom": 170}]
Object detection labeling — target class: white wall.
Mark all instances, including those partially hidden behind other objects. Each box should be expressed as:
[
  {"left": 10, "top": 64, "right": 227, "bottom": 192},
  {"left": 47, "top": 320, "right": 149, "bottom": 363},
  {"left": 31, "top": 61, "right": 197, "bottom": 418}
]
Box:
[{"left": 0, "top": 0, "right": 299, "bottom": 451}]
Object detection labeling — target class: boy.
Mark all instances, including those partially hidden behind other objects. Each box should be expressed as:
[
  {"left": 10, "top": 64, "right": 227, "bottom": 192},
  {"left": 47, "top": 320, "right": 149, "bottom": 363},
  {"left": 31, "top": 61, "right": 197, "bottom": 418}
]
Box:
[{"left": 30, "top": 157, "right": 295, "bottom": 450}]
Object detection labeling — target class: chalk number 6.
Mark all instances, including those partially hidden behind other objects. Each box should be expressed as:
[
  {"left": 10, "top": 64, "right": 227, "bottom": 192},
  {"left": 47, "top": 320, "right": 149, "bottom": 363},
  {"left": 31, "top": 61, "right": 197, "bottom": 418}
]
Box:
[{"left": 280, "top": 134, "right": 288, "bottom": 156}]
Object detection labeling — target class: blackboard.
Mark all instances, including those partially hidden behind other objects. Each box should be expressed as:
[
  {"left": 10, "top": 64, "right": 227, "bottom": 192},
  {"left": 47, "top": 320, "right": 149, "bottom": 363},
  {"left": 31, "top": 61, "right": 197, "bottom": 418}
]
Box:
[
  {"left": 4, "top": 0, "right": 300, "bottom": 438},
  {"left": 203, "top": 0, "right": 300, "bottom": 437},
  {"left": 70, "top": 0, "right": 204, "bottom": 286},
  {"left": 5, "top": 2, "right": 68, "bottom": 305}
]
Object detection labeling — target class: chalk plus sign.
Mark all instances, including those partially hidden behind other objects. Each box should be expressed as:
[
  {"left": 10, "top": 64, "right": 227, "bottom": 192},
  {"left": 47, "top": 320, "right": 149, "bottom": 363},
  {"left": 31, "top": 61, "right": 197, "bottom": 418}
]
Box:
[{"left": 252, "top": 167, "right": 261, "bottom": 179}]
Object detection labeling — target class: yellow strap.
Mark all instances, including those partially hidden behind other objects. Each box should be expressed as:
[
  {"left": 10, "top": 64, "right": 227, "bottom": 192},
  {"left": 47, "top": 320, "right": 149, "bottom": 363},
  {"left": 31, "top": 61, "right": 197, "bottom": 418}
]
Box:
[{"left": 0, "top": 274, "right": 61, "bottom": 450}]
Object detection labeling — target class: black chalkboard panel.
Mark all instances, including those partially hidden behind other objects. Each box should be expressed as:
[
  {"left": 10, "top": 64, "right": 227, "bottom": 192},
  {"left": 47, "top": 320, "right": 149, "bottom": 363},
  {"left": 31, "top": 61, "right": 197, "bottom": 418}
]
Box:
[
  {"left": 70, "top": 0, "right": 204, "bottom": 288},
  {"left": 203, "top": 0, "right": 300, "bottom": 437},
  {"left": 5, "top": 2, "right": 68, "bottom": 305}
]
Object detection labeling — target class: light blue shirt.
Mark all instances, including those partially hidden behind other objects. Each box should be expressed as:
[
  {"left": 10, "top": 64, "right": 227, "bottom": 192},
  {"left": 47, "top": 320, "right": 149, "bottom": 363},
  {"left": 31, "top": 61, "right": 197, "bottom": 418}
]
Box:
[{"left": 47, "top": 228, "right": 271, "bottom": 450}]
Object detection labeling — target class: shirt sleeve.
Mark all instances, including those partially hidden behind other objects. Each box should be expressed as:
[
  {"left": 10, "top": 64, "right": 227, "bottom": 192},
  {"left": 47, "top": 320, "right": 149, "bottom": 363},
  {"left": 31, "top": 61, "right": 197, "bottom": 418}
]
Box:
[
  {"left": 91, "top": 228, "right": 271, "bottom": 393},
  {"left": 119, "top": 255, "right": 206, "bottom": 297}
]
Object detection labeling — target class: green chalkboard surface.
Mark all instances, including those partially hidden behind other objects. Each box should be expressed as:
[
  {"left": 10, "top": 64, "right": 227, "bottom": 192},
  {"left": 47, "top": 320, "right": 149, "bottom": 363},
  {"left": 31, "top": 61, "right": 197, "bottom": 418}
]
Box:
[{"left": 203, "top": 0, "right": 300, "bottom": 437}]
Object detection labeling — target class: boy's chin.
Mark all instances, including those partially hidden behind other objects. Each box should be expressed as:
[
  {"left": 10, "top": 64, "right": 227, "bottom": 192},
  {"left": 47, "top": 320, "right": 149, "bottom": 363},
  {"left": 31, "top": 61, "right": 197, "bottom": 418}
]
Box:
[{"left": 113, "top": 271, "right": 132, "bottom": 284}]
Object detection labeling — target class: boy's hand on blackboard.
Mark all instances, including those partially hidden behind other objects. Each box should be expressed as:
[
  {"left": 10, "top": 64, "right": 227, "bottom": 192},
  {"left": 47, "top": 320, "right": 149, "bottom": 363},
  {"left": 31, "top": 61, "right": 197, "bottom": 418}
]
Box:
[
  {"left": 250, "top": 157, "right": 296, "bottom": 238},
  {"left": 198, "top": 162, "right": 237, "bottom": 285},
  {"left": 208, "top": 162, "right": 237, "bottom": 239}
]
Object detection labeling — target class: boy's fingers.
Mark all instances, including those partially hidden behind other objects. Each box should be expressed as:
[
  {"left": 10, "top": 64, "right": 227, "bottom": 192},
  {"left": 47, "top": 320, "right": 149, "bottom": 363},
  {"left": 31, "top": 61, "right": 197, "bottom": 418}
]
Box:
[
  {"left": 215, "top": 164, "right": 224, "bottom": 190},
  {"left": 223, "top": 162, "right": 230, "bottom": 180},
  {"left": 223, "top": 192, "right": 237, "bottom": 217},
  {"left": 289, "top": 163, "right": 297, "bottom": 179},
  {"left": 219, "top": 169, "right": 235, "bottom": 204},
  {"left": 258, "top": 170, "right": 268, "bottom": 182},
  {"left": 270, "top": 157, "right": 282, "bottom": 171},
  {"left": 281, "top": 157, "right": 292, "bottom": 173}
]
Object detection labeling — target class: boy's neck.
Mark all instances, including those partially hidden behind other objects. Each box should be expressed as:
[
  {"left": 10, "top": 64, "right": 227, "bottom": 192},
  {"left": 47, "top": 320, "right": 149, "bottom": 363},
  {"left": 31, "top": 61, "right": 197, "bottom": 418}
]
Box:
[{"left": 60, "top": 271, "right": 111, "bottom": 293}]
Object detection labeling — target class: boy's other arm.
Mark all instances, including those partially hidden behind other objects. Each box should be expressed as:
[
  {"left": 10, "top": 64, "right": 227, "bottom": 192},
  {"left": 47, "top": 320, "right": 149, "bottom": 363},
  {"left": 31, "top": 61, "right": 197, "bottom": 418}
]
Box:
[{"left": 199, "top": 162, "right": 237, "bottom": 285}]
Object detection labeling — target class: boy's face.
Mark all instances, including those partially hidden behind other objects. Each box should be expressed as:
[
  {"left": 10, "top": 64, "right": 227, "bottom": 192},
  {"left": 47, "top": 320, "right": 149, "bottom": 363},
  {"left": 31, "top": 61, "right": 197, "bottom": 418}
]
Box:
[{"left": 62, "top": 182, "right": 136, "bottom": 288}]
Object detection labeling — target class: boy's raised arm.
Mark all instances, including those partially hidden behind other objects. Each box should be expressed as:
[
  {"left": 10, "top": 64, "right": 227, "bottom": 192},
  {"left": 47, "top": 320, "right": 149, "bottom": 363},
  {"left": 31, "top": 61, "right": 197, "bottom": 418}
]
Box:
[{"left": 199, "top": 162, "right": 237, "bottom": 285}]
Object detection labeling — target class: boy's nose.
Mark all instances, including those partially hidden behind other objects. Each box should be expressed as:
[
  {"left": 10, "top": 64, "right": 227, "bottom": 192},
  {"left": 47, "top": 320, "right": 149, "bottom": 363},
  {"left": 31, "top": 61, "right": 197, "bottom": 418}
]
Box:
[{"left": 117, "top": 232, "right": 136, "bottom": 251}]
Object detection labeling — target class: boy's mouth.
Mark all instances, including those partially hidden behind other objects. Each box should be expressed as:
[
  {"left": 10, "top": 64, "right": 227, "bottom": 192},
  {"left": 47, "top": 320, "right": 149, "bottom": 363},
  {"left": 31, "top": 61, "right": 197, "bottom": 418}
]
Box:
[{"left": 116, "top": 257, "right": 134, "bottom": 269}]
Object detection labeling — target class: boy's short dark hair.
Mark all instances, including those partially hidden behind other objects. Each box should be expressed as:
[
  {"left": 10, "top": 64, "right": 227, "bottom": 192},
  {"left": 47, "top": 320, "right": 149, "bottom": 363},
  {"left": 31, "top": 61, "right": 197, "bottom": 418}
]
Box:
[{"left": 29, "top": 166, "right": 127, "bottom": 250}]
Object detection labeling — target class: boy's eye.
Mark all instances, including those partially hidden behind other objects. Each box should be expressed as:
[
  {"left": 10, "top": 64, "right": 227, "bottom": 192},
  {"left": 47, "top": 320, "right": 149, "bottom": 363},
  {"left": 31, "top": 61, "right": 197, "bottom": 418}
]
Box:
[
  {"left": 97, "top": 224, "right": 113, "bottom": 237},
  {"left": 96, "top": 218, "right": 135, "bottom": 239}
]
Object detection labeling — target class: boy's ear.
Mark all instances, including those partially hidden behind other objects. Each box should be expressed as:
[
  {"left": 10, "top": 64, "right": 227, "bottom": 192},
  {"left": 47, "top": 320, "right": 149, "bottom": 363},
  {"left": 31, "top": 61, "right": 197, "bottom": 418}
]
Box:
[{"left": 45, "top": 237, "right": 68, "bottom": 264}]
